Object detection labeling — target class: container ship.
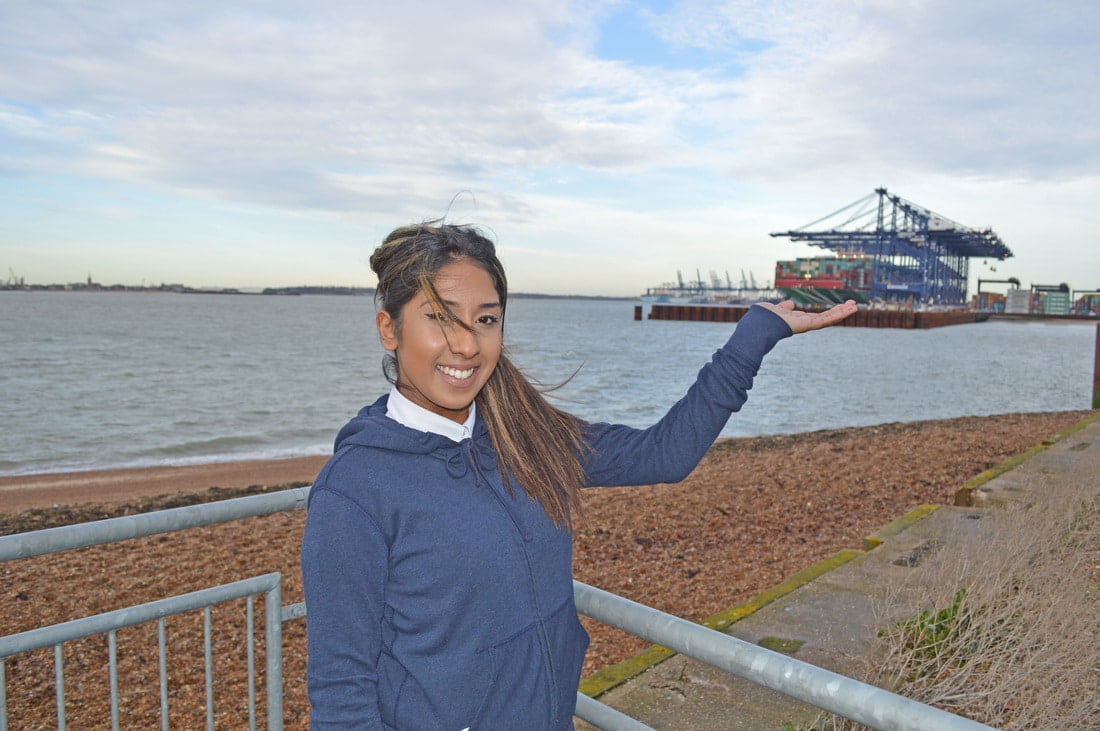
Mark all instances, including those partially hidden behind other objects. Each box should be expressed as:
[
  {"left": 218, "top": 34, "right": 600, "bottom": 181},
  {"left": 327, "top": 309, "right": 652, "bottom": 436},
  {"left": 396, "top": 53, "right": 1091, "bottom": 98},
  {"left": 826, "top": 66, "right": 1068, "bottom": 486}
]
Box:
[{"left": 774, "top": 256, "right": 872, "bottom": 306}]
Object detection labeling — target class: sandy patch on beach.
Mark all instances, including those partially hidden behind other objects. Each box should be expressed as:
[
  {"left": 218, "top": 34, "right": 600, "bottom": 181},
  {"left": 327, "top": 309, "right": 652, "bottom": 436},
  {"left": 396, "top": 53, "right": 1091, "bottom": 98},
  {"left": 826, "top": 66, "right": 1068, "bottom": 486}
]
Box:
[{"left": 0, "top": 456, "right": 328, "bottom": 513}]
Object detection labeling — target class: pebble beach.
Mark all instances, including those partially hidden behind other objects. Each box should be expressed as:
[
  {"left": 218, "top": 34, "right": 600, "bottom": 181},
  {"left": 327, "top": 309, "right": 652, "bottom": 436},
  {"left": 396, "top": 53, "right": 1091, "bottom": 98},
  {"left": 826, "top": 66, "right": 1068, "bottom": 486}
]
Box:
[{"left": 1, "top": 410, "right": 1093, "bottom": 728}]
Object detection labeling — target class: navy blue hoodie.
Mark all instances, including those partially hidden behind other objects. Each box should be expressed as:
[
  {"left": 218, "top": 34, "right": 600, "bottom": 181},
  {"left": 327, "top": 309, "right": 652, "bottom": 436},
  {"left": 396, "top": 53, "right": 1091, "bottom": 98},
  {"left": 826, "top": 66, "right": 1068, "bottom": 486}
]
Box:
[{"left": 301, "top": 306, "right": 791, "bottom": 729}]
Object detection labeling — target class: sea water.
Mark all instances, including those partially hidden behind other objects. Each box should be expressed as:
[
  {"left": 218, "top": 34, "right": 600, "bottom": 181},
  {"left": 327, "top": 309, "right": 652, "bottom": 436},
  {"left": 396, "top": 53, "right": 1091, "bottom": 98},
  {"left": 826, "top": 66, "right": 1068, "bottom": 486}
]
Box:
[{"left": 0, "top": 291, "right": 1094, "bottom": 476}]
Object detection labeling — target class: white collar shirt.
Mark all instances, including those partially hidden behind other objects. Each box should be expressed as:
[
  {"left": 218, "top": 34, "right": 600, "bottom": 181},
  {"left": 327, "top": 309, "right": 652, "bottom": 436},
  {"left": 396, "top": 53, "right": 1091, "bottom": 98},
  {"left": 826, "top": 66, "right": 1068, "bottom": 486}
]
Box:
[{"left": 385, "top": 385, "right": 476, "bottom": 443}]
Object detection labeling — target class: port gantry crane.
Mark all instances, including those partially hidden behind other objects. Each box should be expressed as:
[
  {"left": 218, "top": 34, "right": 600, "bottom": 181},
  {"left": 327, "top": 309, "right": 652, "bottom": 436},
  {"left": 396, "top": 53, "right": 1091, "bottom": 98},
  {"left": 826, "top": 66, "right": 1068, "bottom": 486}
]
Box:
[
  {"left": 976, "top": 277, "right": 1021, "bottom": 293},
  {"left": 770, "top": 188, "right": 1013, "bottom": 306}
]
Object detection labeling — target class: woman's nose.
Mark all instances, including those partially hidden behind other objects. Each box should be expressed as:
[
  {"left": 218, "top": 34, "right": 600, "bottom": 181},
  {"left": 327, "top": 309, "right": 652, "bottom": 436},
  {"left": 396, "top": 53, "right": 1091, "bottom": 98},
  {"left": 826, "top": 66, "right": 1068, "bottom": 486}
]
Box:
[{"left": 447, "top": 325, "right": 479, "bottom": 357}]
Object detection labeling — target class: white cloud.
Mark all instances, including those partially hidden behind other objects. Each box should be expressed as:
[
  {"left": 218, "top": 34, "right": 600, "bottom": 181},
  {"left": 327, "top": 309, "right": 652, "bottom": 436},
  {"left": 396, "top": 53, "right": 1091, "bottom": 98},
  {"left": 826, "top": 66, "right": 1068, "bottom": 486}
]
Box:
[
  {"left": 0, "top": 0, "right": 1097, "bottom": 292},
  {"left": 693, "top": 0, "right": 1100, "bottom": 181}
]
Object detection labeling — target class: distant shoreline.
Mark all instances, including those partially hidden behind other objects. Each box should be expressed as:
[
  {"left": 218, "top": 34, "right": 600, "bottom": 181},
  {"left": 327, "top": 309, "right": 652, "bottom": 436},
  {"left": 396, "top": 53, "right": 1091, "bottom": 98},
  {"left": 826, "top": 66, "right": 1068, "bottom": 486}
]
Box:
[{"left": 0, "top": 284, "right": 634, "bottom": 301}]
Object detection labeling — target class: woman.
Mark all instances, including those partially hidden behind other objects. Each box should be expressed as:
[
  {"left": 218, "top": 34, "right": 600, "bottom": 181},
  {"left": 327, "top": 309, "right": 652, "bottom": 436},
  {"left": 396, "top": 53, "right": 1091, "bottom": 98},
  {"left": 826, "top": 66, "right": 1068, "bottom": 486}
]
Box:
[{"left": 301, "top": 222, "right": 856, "bottom": 729}]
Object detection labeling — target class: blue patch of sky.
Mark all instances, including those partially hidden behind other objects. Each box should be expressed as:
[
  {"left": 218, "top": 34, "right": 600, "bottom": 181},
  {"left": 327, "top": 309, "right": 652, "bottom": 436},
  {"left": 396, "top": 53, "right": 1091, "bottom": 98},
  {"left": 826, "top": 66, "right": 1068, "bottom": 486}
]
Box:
[
  {"left": 0, "top": 99, "right": 43, "bottom": 147},
  {"left": 1, "top": 99, "right": 112, "bottom": 162},
  {"left": 593, "top": 1, "right": 770, "bottom": 74},
  {"left": 0, "top": 98, "right": 42, "bottom": 115}
]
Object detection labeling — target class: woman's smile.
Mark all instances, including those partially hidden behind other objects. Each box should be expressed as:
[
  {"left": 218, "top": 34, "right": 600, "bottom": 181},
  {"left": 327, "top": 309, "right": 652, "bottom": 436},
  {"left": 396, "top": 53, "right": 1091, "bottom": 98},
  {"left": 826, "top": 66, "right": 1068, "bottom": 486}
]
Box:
[{"left": 437, "top": 364, "right": 477, "bottom": 381}]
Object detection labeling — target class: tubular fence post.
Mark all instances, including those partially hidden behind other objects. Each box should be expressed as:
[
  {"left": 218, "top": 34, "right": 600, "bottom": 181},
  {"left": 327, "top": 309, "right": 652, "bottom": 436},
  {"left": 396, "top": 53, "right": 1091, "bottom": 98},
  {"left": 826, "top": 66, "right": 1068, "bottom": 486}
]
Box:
[
  {"left": 265, "top": 580, "right": 284, "bottom": 731},
  {"left": 1093, "top": 323, "right": 1099, "bottom": 409},
  {"left": 54, "top": 645, "right": 66, "bottom": 731},
  {"left": 247, "top": 597, "right": 257, "bottom": 731},
  {"left": 1, "top": 659, "right": 6, "bottom": 731},
  {"left": 158, "top": 619, "right": 168, "bottom": 731}
]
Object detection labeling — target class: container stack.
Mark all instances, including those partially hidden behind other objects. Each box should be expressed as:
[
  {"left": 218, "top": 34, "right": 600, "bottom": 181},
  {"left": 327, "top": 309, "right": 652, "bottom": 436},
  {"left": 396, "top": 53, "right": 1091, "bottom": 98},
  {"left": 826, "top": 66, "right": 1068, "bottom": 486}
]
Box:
[
  {"left": 1006, "top": 289, "right": 1031, "bottom": 314},
  {"left": 1041, "top": 290, "right": 1071, "bottom": 315},
  {"left": 1074, "top": 293, "right": 1100, "bottom": 316},
  {"left": 972, "top": 292, "right": 1007, "bottom": 312},
  {"left": 773, "top": 256, "right": 872, "bottom": 305}
]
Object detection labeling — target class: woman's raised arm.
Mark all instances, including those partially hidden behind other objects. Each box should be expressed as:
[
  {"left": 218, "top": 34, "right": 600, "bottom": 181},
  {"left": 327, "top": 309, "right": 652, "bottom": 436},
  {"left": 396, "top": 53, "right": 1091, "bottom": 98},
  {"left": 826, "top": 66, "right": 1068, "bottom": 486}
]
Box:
[{"left": 581, "top": 301, "right": 856, "bottom": 488}]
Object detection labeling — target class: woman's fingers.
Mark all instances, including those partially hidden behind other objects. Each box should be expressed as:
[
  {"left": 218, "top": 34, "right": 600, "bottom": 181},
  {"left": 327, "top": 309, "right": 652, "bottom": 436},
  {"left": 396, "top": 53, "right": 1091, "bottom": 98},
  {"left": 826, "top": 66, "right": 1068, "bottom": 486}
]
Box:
[{"left": 755, "top": 299, "right": 858, "bottom": 333}]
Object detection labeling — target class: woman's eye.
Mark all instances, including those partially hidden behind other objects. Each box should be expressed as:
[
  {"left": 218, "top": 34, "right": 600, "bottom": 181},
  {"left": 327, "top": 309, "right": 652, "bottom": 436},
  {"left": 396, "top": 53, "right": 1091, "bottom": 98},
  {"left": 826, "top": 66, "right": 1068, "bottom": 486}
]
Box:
[
  {"left": 427, "top": 311, "right": 449, "bottom": 322},
  {"left": 477, "top": 315, "right": 500, "bottom": 326}
]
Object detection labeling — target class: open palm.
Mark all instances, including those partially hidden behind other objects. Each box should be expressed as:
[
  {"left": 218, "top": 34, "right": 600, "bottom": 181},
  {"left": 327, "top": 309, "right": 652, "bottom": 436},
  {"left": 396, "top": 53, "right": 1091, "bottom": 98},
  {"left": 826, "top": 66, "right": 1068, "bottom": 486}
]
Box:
[{"left": 753, "top": 299, "right": 858, "bottom": 334}]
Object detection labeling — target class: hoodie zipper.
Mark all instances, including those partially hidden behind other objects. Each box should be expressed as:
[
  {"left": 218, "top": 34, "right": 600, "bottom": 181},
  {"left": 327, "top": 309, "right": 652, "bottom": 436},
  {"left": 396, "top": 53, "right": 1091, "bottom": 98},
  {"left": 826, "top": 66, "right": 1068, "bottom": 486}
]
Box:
[{"left": 461, "top": 439, "right": 562, "bottom": 727}]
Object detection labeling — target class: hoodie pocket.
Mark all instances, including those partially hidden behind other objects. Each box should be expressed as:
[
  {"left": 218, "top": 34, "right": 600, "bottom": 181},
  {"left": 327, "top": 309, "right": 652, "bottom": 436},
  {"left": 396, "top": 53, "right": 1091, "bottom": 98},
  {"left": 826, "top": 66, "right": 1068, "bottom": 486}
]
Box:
[
  {"left": 472, "top": 603, "right": 590, "bottom": 730},
  {"left": 378, "top": 650, "right": 491, "bottom": 731},
  {"left": 380, "top": 605, "right": 589, "bottom": 730},
  {"left": 469, "top": 620, "right": 553, "bottom": 728}
]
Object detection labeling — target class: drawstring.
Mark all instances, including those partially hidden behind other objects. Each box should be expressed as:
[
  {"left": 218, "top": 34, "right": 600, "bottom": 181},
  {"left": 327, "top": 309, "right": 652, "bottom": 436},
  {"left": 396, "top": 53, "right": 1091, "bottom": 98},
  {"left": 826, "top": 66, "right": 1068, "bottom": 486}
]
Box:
[
  {"left": 443, "top": 439, "right": 530, "bottom": 542},
  {"left": 443, "top": 439, "right": 498, "bottom": 482}
]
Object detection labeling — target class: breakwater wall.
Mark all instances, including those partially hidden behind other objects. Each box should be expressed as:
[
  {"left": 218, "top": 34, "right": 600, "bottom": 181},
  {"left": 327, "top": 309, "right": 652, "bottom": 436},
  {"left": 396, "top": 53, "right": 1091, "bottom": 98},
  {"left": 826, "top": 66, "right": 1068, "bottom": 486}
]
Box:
[{"left": 635, "top": 304, "right": 987, "bottom": 329}]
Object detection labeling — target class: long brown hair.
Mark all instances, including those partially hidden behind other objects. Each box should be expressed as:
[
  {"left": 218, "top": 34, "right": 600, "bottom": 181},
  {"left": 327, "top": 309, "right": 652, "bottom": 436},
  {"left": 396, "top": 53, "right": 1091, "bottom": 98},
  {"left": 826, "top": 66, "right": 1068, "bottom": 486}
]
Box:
[{"left": 369, "top": 221, "right": 587, "bottom": 530}]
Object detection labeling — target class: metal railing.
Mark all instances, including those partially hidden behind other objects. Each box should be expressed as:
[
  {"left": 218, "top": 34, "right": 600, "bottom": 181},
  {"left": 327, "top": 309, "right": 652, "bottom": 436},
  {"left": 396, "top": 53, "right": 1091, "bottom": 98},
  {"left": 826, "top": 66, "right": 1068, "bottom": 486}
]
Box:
[
  {"left": 0, "top": 491, "right": 304, "bottom": 730},
  {"left": 0, "top": 487, "right": 311, "bottom": 561},
  {"left": 1, "top": 488, "right": 994, "bottom": 730},
  {"left": 0, "top": 574, "right": 283, "bottom": 731},
  {"left": 573, "top": 582, "right": 994, "bottom": 731}
]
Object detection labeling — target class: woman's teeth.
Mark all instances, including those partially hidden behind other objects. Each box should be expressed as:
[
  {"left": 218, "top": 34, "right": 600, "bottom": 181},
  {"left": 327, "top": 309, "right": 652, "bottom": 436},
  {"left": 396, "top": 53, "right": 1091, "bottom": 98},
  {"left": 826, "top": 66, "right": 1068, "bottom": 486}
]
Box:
[{"left": 438, "top": 365, "right": 475, "bottom": 379}]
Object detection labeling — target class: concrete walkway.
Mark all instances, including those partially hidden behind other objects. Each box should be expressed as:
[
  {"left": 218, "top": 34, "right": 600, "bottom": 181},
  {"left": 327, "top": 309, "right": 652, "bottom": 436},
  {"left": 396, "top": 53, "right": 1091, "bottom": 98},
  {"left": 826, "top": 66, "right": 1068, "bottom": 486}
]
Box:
[{"left": 576, "top": 412, "right": 1100, "bottom": 730}]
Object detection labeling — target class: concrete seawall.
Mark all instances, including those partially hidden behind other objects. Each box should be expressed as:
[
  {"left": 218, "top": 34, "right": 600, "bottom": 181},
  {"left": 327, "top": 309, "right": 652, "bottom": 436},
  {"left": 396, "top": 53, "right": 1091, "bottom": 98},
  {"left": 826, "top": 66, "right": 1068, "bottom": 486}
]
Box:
[{"left": 636, "top": 304, "right": 988, "bottom": 328}]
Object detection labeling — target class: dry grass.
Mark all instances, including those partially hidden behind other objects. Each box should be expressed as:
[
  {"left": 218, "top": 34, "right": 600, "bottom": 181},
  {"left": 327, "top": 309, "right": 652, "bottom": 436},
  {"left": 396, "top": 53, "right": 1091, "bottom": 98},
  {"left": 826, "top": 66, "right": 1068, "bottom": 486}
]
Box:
[{"left": 814, "top": 474, "right": 1100, "bottom": 729}]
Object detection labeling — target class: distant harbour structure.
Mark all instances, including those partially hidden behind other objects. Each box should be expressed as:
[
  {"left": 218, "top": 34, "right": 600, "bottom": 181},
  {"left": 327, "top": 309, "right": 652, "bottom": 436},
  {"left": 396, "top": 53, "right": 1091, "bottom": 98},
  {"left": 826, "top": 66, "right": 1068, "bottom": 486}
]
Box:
[
  {"left": 770, "top": 188, "right": 1013, "bottom": 308},
  {"left": 640, "top": 268, "right": 777, "bottom": 305}
]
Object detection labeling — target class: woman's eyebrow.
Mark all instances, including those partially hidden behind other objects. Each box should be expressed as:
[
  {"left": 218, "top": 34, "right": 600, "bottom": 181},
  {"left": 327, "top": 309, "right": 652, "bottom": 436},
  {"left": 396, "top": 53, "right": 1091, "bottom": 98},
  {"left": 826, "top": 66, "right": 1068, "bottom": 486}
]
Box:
[{"left": 440, "top": 298, "right": 501, "bottom": 310}]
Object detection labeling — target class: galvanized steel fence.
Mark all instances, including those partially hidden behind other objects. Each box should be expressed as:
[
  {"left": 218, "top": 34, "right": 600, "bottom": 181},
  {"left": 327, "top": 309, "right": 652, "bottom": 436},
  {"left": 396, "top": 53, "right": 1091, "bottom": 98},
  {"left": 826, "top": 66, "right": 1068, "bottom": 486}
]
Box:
[
  {"left": 1, "top": 488, "right": 993, "bottom": 730},
  {"left": 0, "top": 574, "right": 282, "bottom": 731}
]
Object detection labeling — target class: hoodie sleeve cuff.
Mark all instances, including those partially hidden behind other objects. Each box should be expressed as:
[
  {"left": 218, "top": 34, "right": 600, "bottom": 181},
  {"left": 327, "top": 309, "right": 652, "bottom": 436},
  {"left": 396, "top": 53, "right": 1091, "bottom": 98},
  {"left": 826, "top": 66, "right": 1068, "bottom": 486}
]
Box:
[{"left": 721, "top": 304, "right": 793, "bottom": 369}]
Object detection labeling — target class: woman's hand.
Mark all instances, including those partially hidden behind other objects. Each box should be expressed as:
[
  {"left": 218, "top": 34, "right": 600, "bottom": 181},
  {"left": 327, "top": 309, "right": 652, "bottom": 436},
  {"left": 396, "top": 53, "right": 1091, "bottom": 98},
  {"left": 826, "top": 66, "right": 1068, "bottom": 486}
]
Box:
[{"left": 753, "top": 299, "right": 858, "bottom": 334}]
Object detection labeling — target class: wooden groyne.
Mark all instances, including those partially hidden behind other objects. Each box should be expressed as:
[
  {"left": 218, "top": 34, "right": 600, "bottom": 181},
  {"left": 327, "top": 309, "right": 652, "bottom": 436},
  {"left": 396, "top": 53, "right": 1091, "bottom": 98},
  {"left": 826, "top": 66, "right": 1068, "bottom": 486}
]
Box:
[{"left": 635, "top": 304, "right": 988, "bottom": 329}]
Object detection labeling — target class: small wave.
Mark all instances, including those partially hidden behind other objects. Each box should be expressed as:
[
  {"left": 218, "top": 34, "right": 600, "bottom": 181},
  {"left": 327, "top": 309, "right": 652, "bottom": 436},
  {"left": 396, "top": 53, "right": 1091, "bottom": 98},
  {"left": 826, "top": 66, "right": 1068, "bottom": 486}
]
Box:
[
  {"left": 140, "top": 443, "right": 333, "bottom": 468},
  {"left": 0, "top": 443, "right": 333, "bottom": 478},
  {"left": 146, "top": 435, "right": 268, "bottom": 457}
]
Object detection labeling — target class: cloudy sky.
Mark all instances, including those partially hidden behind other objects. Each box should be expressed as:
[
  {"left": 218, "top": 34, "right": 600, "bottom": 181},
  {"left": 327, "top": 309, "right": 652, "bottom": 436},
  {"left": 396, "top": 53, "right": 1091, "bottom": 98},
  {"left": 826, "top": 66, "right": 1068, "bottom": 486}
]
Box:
[{"left": 2, "top": 0, "right": 1097, "bottom": 296}]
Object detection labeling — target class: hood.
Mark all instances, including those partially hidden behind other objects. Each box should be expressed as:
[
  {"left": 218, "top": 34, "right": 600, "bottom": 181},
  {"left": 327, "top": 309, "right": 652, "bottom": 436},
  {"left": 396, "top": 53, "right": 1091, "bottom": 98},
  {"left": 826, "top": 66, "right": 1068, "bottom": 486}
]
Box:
[{"left": 334, "top": 395, "right": 498, "bottom": 479}]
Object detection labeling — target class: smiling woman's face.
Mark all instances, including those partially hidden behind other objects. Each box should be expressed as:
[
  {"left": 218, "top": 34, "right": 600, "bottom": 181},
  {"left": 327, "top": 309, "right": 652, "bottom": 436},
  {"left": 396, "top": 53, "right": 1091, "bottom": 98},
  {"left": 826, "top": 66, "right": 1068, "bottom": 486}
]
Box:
[{"left": 376, "top": 257, "right": 504, "bottom": 424}]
